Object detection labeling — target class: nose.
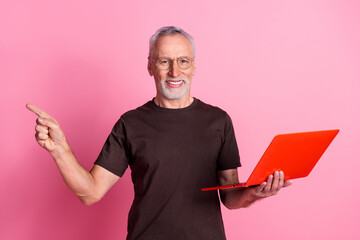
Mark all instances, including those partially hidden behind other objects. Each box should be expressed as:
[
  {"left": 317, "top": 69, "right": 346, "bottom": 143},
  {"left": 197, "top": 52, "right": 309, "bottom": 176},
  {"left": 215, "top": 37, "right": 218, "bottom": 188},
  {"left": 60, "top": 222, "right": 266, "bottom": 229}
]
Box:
[{"left": 168, "top": 60, "right": 181, "bottom": 78}]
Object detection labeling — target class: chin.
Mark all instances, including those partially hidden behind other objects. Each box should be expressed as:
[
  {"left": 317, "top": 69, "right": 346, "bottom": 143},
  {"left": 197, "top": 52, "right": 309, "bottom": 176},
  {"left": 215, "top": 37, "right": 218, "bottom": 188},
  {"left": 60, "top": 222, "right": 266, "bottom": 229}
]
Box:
[
  {"left": 163, "top": 89, "right": 188, "bottom": 100},
  {"left": 161, "top": 85, "right": 189, "bottom": 100}
]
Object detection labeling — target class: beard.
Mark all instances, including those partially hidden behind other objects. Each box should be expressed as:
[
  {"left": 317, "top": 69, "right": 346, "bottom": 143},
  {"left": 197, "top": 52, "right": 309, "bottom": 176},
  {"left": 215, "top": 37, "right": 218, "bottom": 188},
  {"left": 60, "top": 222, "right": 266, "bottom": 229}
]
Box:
[{"left": 159, "top": 79, "right": 190, "bottom": 100}]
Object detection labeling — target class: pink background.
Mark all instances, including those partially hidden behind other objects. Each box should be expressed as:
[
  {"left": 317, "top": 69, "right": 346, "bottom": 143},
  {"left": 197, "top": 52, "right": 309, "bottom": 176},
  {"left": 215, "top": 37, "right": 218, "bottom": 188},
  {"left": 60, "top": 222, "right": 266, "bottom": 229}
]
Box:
[{"left": 1, "top": 0, "right": 359, "bottom": 239}]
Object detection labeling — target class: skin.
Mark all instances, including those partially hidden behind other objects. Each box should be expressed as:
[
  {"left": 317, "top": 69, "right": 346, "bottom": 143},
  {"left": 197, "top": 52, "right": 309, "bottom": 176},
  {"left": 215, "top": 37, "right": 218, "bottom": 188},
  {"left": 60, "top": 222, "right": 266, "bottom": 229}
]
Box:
[
  {"left": 26, "top": 104, "right": 119, "bottom": 205},
  {"left": 27, "top": 33, "right": 292, "bottom": 208},
  {"left": 148, "top": 34, "right": 196, "bottom": 109},
  {"left": 218, "top": 169, "right": 292, "bottom": 209}
]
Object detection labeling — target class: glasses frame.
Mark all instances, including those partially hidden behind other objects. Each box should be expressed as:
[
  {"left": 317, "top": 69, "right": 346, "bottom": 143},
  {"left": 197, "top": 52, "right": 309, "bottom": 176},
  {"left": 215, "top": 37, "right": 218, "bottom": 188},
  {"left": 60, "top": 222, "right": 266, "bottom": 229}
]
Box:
[{"left": 149, "top": 56, "right": 195, "bottom": 70}]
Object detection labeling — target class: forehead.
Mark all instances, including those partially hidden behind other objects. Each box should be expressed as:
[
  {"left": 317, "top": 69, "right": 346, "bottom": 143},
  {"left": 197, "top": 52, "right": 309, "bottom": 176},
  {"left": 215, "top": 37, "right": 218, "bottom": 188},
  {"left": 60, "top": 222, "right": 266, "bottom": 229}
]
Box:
[{"left": 154, "top": 34, "right": 194, "bottom": 58}]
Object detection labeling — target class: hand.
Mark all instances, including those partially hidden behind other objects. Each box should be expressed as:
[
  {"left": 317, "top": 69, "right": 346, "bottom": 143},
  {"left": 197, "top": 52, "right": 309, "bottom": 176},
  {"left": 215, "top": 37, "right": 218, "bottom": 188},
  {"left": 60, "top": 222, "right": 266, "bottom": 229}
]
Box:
[
  {"left": 26, "top": 104, "right": 69, "bottom": 154},
  {"left": 245, "top": 171, "right": 293, "bottom": 200}
]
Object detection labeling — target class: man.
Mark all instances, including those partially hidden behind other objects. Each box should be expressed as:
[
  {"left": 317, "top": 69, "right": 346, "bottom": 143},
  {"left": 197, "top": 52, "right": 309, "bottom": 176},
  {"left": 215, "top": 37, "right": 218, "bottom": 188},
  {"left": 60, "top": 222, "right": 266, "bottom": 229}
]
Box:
[{"left": 27, "top": 26, "right": 292, "bottom": 240}]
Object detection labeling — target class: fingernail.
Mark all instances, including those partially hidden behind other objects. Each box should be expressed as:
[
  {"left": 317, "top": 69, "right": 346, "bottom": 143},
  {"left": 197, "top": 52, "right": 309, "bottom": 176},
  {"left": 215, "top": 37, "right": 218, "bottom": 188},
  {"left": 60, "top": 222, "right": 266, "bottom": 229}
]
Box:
[{"left": 38, "top": 118, "right": 43, "bottom": 122}]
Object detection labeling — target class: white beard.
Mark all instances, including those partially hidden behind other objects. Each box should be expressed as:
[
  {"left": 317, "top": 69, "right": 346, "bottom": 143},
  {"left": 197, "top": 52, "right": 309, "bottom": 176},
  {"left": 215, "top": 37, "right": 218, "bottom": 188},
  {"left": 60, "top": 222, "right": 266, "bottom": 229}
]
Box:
[{"left": 160, "top": 79, "right": 190, "bottom": 100}]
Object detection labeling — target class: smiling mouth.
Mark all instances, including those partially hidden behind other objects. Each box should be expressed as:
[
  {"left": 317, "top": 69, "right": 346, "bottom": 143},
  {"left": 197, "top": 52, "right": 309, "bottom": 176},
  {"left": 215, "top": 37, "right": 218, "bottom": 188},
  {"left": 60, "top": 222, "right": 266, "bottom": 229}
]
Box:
[{"left": 166, "top": 80, "right": 184, "bottom": 88}]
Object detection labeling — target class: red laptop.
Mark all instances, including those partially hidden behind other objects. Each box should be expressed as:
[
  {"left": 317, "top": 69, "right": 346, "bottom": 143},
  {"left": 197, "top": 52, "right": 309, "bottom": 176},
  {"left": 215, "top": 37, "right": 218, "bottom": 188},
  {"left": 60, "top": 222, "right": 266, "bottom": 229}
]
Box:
[{"left": 201, "top": 129, "right": 339, "bottom": 191}]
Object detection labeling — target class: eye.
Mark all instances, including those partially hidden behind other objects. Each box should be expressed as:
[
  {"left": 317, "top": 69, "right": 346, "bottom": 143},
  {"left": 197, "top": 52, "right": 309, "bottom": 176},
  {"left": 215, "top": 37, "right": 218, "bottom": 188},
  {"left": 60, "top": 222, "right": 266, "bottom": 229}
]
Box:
[
  {"left": 178, "top": 57, "right": 192, "bottom": 69},
  {"left": 159, "top": 59, "right": 169, "bottom": 65}
]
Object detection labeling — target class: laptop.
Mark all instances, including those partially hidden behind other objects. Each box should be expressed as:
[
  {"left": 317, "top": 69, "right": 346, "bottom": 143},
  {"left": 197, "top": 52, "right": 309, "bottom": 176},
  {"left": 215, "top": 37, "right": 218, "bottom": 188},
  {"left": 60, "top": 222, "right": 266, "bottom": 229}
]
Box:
[{"left": 201, "top": 129, "right": 339, "bottom": 191}]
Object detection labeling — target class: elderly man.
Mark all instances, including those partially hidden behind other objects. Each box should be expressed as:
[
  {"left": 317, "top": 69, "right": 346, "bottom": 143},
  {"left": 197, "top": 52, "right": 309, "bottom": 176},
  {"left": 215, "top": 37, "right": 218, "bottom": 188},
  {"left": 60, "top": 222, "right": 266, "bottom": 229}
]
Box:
[{"left": 27, "top": 26, "right": 291, "bottom": 240}]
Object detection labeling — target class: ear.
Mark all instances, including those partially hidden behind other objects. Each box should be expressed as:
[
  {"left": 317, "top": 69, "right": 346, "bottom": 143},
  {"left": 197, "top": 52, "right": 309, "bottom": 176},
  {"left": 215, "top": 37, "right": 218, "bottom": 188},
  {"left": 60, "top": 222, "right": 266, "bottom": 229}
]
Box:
[{"left": 147, "top": 60, "right": 153, "bottom": 76}]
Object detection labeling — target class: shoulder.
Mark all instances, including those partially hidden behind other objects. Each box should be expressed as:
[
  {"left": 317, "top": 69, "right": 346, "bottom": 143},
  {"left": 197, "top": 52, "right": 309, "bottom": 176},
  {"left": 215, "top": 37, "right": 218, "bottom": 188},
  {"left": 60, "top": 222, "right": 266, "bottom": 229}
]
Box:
[
  {"left": 111, "top": 101, "right": 154, "bottom": 129},
  {"left": 194, "top": 99, "right": 236, "bottom": 133},
  {"left": 195, "top": 99, "right": 231, "bottom": 119},
  {"left": 120, "top": 100, "right": 154, "bottom": 119}
]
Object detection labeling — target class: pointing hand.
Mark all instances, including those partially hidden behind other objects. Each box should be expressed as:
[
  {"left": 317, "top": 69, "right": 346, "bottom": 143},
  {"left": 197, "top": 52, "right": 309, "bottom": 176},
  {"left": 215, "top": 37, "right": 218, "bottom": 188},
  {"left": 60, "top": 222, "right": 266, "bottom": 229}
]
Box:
[{"left": 26, "top": 104, "right": 68, "bottom": 154}]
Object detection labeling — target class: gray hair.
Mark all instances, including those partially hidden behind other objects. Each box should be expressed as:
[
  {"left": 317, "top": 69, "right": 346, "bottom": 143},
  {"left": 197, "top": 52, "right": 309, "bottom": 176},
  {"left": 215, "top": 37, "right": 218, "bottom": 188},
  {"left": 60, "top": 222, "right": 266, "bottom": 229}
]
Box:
[{"left": 148, "top": 26, "right": 195, "bottom": 58}]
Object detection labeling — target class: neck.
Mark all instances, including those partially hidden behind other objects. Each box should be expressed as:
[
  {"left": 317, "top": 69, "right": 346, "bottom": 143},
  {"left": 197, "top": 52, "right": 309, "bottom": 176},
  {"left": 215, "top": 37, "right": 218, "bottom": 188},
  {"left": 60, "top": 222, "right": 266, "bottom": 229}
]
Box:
[{"left": 154, "top": 95, "right": 194, "bottom": 109}]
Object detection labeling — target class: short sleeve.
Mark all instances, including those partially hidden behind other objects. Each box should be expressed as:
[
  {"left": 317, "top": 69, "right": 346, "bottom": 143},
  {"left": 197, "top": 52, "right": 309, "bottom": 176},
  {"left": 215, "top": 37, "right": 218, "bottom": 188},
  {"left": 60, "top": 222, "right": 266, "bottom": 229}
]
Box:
[
  {"left": 217, "top": 114, "right": 241, "bottom": 170},
  {"left": 94, "top": 117, "right": 130, "bottom": 177}
]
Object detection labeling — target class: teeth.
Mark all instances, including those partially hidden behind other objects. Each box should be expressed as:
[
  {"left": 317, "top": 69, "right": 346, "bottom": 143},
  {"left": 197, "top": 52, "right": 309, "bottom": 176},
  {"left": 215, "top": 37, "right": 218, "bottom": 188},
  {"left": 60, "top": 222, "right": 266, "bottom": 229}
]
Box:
[{"left": 167, "top": 80, "right": 183, "bottom": 85}]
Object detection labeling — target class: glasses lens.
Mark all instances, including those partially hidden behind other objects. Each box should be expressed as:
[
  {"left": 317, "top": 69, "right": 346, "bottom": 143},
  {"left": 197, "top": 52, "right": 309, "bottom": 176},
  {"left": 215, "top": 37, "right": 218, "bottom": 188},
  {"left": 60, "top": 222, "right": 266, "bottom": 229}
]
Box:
[
  {"left": 177, "top": 57, "right": 192, "bottom": 69},
  {"left": 157, "top": 58, "right": 170, "bottom": 70},
  {"left": 156, "top": 57, "right": 193, "bottom": 70}
]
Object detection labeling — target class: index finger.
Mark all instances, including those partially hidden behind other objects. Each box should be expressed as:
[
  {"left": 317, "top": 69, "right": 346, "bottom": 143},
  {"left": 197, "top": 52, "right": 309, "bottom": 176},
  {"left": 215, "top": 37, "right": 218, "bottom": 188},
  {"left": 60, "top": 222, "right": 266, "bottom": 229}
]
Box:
[{"left": 26, "top": 104, "right": 52, "bottom": 119}]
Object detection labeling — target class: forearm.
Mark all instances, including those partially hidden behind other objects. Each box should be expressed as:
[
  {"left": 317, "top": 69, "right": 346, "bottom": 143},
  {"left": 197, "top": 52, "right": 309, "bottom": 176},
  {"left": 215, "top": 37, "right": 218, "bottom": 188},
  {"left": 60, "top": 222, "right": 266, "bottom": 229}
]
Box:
[
  {"left": 27, "top": 104, "right": 105, "bottom": 205},
  {"left": 220, "top": 172, "right": 292, "bottom": 209},
  {"left": 220, "top": 188, "right": 260, "bottom": 209},
  {"left": 50, "top": 144, "right": 97, "bottom": 205}
]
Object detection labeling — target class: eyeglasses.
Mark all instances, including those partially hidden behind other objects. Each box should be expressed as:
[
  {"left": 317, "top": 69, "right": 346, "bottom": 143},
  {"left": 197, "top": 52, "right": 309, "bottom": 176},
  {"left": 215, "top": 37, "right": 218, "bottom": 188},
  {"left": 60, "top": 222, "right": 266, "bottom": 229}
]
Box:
[{"left": 151, "top": 56, "right": 194, "bottom": 70}]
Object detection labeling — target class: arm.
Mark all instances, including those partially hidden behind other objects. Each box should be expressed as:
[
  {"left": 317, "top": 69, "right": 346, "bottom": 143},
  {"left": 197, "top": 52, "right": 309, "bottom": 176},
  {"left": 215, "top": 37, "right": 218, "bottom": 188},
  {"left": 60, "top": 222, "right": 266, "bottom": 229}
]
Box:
[
  {"left": 26, "top": 104, "right": 119, "bottom": 205},
  {"left": 217, "top": 168, "right": 292, "bottom": 209}
]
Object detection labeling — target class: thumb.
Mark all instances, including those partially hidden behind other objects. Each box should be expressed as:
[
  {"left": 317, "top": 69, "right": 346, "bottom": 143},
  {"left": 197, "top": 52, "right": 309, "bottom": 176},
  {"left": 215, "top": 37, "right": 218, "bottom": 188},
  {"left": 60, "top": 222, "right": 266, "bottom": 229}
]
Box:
[
  {"left": 283, "top": 180, "right": 293, "bottom": 188},
  {"left": 37, "top": 117, "right": 59, "bottom": 130}
]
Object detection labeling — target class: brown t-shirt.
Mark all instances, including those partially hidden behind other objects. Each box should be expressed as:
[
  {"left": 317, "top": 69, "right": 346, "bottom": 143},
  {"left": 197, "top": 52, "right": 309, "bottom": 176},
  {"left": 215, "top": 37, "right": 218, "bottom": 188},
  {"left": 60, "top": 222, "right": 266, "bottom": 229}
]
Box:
[{"left": 95, "top": 98, "right": 241, "bottom": 240}]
